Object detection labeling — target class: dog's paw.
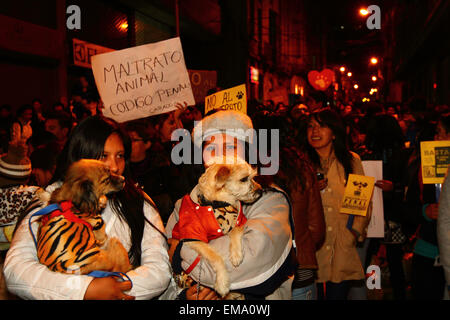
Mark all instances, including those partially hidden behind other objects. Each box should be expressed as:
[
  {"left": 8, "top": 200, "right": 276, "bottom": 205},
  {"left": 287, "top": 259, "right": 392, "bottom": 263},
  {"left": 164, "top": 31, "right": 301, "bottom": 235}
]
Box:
[
  {"left": 106, "top": 237, "right": 132, "bottom": 272},
  {"left": 99, "top": 195, "right": 108, "bottom": 209},
  {"left": 230, "top": 247, "right": 244, "bottom": 268},
  {"left": 35, "top": 188, "right": 51, "bottom": 206},
  {"left": 229, "top": 226, "right": 245, "bottom": 267},
  {"left": 95, "top": 235, "right": 107, "bottom": 248},
  {"left": 117, "top": 260, "right": 133, "bottom": 273},
  {"left": 214, "top": 270, "right": 230, "bottom": 297}
]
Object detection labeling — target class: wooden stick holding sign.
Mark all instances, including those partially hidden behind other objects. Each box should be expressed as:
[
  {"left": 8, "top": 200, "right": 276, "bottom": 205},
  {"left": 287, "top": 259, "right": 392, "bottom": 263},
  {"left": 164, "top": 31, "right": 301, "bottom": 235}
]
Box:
[
  {"left": 340, "top": 174, "right": 375, "bottom": 217},
  {"left": 91, "top": 37, "right": 195, "bottom": 123},
  {"left": 204, "top": 84, "right": 247, "bottom": 115}
]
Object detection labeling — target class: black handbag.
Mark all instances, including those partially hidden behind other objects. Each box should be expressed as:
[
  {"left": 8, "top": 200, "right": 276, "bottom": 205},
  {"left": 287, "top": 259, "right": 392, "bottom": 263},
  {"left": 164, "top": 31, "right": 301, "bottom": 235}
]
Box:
[{"left": 383, "top": 220, "right": 406, "bottom": 244}]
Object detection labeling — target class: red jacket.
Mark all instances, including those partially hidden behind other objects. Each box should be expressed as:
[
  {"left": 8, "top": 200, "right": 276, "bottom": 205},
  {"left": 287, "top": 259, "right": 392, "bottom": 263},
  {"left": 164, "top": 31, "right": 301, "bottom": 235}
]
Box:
[{"left": 171, "top": 195, "right": 247, "bottom": 243}]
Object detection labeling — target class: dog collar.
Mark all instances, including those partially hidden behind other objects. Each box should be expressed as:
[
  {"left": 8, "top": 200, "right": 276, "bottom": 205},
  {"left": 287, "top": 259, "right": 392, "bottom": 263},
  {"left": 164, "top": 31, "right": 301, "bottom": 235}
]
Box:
[
  {"left": 197, "top": 194, "right": 231, "bottom": 209},
  {"left": 40, "top": 201, "right": 93, "bottom": 231}
]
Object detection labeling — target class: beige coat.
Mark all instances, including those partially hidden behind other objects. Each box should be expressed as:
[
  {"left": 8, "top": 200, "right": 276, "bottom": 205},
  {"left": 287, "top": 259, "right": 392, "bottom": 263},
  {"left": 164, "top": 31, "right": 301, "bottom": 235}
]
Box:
[{"left": 316, "top": 151, "right": 371, "bottom": 283}]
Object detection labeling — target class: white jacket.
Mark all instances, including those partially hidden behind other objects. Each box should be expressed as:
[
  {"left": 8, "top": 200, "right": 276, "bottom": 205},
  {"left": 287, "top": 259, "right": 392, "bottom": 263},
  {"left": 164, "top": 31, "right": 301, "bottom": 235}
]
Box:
[
  {"left": 3, "top": 182, "right": 173, "bottom": 300},
  {"left": 165, "top": 185, "right": 294, "bottom": 299}
]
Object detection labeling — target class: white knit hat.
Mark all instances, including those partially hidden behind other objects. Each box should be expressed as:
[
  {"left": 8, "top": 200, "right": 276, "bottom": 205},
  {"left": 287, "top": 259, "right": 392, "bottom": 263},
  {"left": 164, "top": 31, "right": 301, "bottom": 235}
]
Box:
[
  {"left": 192, "top": 110, "right": 254, "bottom": 148},
  {"left": 0, "top": 141, "right": 31, "bottom": 187}
]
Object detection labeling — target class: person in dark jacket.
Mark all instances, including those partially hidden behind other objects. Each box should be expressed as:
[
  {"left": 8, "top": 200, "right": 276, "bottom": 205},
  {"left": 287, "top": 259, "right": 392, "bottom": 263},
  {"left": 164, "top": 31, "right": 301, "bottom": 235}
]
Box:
[
  {"left": 362, "top": 114, "right": 412, "bottom": 300},
  {"left": 0, "top": 104, "right": 13, "bottom": 154},
  {"left": 402, "top": 113, "right": 449, "bottom": 300},
  {"left": 125, "top": 112, "right": 195, "bottom": 225}
]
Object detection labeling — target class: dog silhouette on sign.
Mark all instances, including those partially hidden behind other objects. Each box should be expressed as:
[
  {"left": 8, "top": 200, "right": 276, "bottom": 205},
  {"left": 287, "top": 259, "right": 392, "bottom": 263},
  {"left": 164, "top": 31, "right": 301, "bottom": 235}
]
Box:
[{"left": 352, "top": 181, "right": 368, "bottom": 196}]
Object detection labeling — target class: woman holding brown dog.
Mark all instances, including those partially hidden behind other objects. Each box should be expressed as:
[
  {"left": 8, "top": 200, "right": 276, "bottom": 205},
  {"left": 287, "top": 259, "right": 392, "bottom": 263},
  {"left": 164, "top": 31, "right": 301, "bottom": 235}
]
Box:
[
  {"left": 4, "top": 116, "right": 174, "bottom": 300},
  {"left": 165, "top": 110, "right": 296, "bottom": 300}
]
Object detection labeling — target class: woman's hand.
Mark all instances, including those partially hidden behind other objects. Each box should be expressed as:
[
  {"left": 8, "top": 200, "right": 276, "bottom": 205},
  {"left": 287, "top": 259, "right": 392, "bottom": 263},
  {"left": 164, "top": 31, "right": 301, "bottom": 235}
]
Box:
[
  {"left": 173, "top": 101, "right": 188, "bottom": 128},
  {"left": 317, "top": 178, "right": 328, "bottom": 191},
  {"left": 185, "top": 285, "right": 220, "bottom": 300},
  {"left": 375, "top": 180, "right": 393, "bottom": 192},
  {"left": 84, "top": 277, "right": 135, "bottom": 300},
  {"left": 174, "top": 101, "right": 188, "bottom": 120},
  {"left": 174, "top": 101, "right": 189, "bottom": 113}
]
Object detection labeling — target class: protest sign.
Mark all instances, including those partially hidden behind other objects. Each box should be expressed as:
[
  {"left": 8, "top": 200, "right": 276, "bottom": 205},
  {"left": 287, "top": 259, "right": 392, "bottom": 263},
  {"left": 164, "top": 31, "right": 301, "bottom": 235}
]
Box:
[
  {"left": 362, "top": 161, "right": 384, "bottom": 238},
  {"left": 340, "top": 174, "right": 375, "bottom": 217},
  {"left": 420, "top": 140, "right": 450, "bottom": 184},
  {"left": 204, "top": 84, "right": 247, "bottom": 115},
  {"left": 91, "top": 37, "right": 195, "bottom": 123},
  {"left": 188, "top": 70, "right": 217, "bottom": 104}
]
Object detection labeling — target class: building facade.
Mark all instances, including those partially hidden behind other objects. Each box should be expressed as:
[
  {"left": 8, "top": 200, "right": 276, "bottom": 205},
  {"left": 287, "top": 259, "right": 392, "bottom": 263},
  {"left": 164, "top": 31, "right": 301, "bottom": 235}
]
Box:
[
  {"left": 382, "top": 0, "right": 449, "bottom": 106},
  {"left": 0, "top": 0, "right": 327, "bottom": 113}
]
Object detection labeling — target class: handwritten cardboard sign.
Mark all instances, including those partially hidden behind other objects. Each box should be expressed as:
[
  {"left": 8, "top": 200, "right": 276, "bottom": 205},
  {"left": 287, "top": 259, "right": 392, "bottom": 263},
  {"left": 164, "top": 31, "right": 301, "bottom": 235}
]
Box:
[
  {"left": 91, "top": 37, "right": 195, "bottom": 123},
  {"left": 421, "top": 140, "right": 450, "bottom": 184},
  {"left": 340, "top": 174, "right": 375, "bottom": 216},
  {"left": 204, "top": 84, "right": 247, "bottom": 115}
]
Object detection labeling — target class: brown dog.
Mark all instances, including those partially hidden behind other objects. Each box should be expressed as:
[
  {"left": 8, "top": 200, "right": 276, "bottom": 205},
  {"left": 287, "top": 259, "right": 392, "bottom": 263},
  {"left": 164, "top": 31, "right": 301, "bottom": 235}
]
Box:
[
  {"left": 171, "top": 159, "right": 262, "bottom": 297},
  {"left": 37, "top": 159, "right": 132, "bottom": 275}
]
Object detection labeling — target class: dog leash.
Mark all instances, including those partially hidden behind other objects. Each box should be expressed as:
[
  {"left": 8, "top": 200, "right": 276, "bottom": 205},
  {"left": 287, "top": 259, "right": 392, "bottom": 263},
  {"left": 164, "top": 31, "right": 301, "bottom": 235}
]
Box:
[
  {"left": 28, "top": 204, "right": 132, "bottom": 286},
  {"left": 86, "top": 270, "right": 132, "bottom": 285}
]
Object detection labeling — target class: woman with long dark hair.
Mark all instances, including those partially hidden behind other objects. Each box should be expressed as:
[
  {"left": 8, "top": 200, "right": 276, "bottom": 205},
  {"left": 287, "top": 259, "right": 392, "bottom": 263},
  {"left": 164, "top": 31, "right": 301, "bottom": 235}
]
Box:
[
  {"left": 304, "top": 109, "right": 371, "bottom": 300},
  {"left": 253, "top": 112, "right": 325, "bottom": 301},
  {"left": 4, "top": 116, "right": 173, "bottom": 300}
]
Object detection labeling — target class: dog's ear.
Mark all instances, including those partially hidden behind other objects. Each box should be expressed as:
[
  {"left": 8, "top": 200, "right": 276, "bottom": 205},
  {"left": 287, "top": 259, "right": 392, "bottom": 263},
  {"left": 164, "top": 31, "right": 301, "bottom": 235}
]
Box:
[
  {"left": 215, "top": 165, "right": 231, "bottom": 189},
  {"left": 72, "top": 179, "right": 98, "bottom": 213}
]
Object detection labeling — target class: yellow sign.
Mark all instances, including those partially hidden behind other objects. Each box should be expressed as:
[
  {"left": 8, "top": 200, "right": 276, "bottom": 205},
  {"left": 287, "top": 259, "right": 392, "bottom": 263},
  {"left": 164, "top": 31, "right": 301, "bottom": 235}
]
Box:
[
  {"left": 340, "top": 174, "right": 375, "bottom": 216},
  {"left": 204, "top": 84, "right": 247, "bottom": 115},
  {"left": 421, "top": 140, "right": 450, "bottom": 184}
]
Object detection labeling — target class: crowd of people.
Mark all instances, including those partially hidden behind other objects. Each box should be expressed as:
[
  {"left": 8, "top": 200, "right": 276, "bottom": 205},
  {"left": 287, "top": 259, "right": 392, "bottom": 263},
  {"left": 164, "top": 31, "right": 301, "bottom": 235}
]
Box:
[{"left": 0, "top": 77, "right": 449, "bottom": 301}]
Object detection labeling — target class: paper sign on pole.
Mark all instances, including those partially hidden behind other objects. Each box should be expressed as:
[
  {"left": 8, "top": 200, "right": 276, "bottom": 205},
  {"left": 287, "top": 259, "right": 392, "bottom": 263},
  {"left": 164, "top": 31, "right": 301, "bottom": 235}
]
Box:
[
  {"left": 204, "top": 84, "right": 247, "bottom": 115},
  {"left": 340, "top": 174, "right": 375, "bottom": 217},
  {"left": 420, "top": 140, "right": 450, "bottom": 184},
  {"left": 91, "top": 37, "right": 195, "bottom": 123},
  {"left": 362, "top": 161, "right": 384, "bottom": 238}
]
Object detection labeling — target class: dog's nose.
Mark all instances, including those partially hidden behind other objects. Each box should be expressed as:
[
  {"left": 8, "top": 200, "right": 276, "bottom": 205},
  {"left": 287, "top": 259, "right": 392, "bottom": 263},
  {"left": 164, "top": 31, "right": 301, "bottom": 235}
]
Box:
[{"left": 111, "top": 173, "right": 126, "bottom": 188}]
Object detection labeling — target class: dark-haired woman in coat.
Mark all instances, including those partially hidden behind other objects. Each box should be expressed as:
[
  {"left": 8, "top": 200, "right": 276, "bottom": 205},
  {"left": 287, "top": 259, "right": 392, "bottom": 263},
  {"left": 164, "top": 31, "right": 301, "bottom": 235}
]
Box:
[{"left": 304, "top": 109, "right": 371, "bottom": 300}]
